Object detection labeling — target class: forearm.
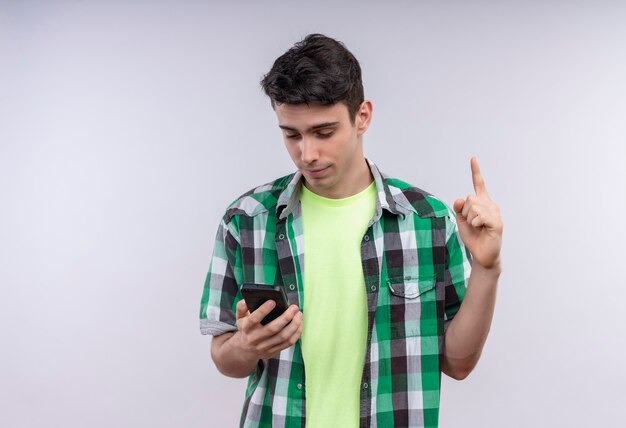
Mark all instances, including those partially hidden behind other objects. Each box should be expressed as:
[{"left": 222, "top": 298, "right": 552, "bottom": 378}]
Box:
[
  {"left": 442, "top": 261, "right": 501, "bottom": 379},
  {"left": 211, "top": 331, "right": 259, "bottom": 378}
]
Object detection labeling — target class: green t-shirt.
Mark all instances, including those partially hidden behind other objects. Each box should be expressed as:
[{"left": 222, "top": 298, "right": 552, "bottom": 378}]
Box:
[{"left": 300, "top": 181, "right": 377, "bottom": 428}]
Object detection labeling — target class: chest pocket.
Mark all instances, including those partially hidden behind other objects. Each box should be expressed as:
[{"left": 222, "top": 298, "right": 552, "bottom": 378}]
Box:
[{"left": 387, "top": 275, "right": 438, "bottom": 338}]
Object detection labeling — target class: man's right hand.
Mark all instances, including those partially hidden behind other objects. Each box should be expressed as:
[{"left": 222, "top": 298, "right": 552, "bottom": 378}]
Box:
[
  {"left": 233, "top": 299, "right": 303, "bottom": 360},
  {"left": 210, "top": 299, "right": 303, "bottom": 377}
]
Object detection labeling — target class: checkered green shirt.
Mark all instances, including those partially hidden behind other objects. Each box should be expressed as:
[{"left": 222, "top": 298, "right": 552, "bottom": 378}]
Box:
[{"left": 200, "top": 159, "right": 471, "bottom": 428}]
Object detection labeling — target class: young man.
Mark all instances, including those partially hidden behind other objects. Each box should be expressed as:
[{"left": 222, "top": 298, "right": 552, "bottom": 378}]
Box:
[{"left": 200, "top": 34, "right": 503, "bottom": 428}]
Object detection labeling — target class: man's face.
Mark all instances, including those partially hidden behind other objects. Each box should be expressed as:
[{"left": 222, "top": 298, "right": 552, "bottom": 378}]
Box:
[{"left": 275, "top": 101, "right": 371, "bottom": 198}]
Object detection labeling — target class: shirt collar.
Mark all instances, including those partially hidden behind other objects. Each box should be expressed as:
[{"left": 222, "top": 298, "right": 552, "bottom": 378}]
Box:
[{"left": 276, "top": 158, "right": 413, "bottom": 221}]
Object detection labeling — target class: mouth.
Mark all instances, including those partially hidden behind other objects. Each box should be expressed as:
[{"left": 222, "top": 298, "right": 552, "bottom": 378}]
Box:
[{"left": 304, "top": 165, "right": 331, "bottom": 177}]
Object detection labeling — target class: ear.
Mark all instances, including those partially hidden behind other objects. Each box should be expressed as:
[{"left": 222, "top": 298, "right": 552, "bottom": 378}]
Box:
[{"left": 355, "top": 100, "right": 373, "bottom": 136}]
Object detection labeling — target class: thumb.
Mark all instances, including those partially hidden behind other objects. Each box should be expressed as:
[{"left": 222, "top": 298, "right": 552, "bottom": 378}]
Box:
[
  {"left": 235, "top": 299, "right": 250, "bottom": 320},
  {"left": 453, "top": 198, "right": 465, "bottom": 215}
]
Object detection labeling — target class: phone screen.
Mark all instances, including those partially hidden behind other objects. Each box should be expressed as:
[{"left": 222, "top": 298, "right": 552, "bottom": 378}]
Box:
[{"left": 240, "top": 284, "right": 289, "bottom": 325}]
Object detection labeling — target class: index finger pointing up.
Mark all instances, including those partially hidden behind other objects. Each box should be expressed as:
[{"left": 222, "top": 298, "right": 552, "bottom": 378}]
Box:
[{"left": 471, "top": 156, "right": 490, "bottom": 197}]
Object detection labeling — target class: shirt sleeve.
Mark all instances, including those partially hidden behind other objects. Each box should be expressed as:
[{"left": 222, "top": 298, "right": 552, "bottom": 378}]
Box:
[
  {"left": 199, "top": 216, "right": 243, "bottom": 336},
  {"left": 442, "top": 213, "right": 472, "bottom": 331}
]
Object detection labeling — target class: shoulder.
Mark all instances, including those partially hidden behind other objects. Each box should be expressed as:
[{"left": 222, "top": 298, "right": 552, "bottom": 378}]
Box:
[
  {"left": 222, "top": 173, "right": 295, "bottom": 222},
  {"left": 382, "top": 173, "right": 455, "bottom": 220}
]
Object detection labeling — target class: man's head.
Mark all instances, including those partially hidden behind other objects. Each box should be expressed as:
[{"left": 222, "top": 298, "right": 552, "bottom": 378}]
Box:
[
  {"left": 261, "top": 34, "right": 373, "bottom": 199},
  {"left": 260, "top": 33, "right": 364, "bottom": 125}
]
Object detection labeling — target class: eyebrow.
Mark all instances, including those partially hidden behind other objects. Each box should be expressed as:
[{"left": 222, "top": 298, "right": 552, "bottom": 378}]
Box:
[{"left": 278, "top": 121, "right": 339, "bottom": 133}]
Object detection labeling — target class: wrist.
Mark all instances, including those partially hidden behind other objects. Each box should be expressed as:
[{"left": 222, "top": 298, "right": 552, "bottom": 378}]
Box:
[
  {"left": 220, "top": 331, "right": 259, "bottom": 376},
  {"left": 473, "top": 258, "right": 502, "bottom": 277}
]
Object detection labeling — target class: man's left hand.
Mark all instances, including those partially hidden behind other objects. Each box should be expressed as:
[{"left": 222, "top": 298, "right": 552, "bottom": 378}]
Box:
[{"left": 453, "top": 157, "right": 503, "bottom": 269}]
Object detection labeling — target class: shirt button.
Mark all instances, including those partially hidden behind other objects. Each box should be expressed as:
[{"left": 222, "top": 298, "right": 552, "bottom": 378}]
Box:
[
  {"left": 370, "top": 285, "right": 377, "bottom": 291},
  {"left": 278, "top": 233, "right": 285, "bottom": 240},
  {"left": 289, "top": 284, "right": 296, "bottom": 291},
  {"left": 363, "top": 382, "right": 368, "bottom": 389},
  {"left": 297, "top": 383, "right": 303, "bottom": 390},
  {"left": 363, "top": 235, "right": 370, "bottom": 241}
]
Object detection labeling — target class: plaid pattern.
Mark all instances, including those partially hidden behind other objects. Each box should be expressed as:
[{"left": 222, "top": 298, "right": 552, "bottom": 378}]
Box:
[{"left": 200, "top": 159, "right": 471, "bottom": 428}]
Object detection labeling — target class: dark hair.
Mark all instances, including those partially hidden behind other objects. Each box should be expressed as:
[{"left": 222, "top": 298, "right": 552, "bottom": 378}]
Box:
[{"left": 260, "top": 33, "right": 364, "bottom": 124}]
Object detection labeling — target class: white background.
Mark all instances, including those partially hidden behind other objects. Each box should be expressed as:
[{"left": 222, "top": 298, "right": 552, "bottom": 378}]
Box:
[{"left": 1, "top": 1, "right": 625, "bottom": 426}]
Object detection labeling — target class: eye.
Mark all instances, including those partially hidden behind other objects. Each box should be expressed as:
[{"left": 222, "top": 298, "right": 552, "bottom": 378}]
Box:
[
  {"left": 285, "top": 134, "right": 300, "bottom": 140},
  {"left": 317, "top": 131, "right": 334, "bottom": 139}
]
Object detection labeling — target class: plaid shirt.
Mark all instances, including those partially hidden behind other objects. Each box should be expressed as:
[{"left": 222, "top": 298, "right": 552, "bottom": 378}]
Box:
[{"left": 200, "top": 159, "right": 471, "bottom": 428}]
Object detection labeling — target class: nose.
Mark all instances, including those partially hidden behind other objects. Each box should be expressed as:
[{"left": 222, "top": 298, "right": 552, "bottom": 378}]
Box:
[{"left": 300, "top": 137, "right": 319, "bottom": 165}]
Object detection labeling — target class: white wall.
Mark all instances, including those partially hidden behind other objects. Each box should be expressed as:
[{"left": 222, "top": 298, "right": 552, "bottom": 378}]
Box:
[{"left": 1, "top": 1, "right": 625, "bottom": 426}]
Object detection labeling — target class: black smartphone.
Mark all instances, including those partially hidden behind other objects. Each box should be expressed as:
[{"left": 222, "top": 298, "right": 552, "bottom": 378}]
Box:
[{"left": 240, "top": 283, "right": 290, "bottom": 325}]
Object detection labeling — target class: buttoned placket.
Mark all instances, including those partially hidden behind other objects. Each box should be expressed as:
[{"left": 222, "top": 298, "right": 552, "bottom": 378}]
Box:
[{"left": 358, "top": 223, "right": 381, "bottom": 419}]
